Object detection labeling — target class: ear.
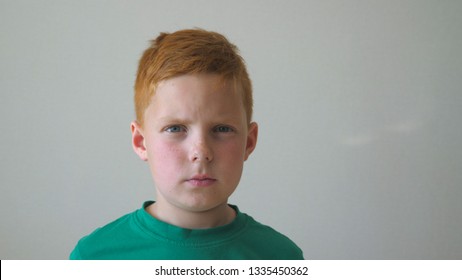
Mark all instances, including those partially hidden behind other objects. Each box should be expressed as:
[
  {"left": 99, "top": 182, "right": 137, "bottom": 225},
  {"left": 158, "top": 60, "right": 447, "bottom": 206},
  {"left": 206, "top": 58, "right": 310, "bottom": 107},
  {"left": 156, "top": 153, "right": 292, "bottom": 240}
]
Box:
[
  {"left": 131, "top": 121, "right": 148, "bottom": 161},
  {"left": 244, "top": 122, "right": 258, "bottom": 161}
]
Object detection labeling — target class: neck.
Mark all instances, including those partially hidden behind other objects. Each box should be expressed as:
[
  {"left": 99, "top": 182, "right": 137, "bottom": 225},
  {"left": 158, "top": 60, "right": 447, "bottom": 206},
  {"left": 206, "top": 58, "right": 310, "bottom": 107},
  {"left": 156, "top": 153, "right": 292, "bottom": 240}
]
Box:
[{"left": 146, "top": 200, "right": 236, "bottom": 229}]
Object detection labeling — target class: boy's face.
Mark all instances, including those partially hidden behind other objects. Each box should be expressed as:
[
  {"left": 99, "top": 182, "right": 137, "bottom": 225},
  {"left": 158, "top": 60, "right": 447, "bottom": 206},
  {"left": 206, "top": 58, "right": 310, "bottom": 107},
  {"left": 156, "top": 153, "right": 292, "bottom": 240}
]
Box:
[{"left": 131, "top": 74, "right": 258, "bottom": 214}]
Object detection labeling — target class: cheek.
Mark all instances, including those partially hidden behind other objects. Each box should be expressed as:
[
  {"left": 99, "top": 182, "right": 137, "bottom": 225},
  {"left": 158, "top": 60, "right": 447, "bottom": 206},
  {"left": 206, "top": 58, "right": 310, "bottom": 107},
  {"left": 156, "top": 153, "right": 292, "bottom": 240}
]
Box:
[
  {"left": 149, "top": 141, "right": 185, "bottom": 176},
  {"left": 218, "top": 140, "right": 246, "bottom": 164}
]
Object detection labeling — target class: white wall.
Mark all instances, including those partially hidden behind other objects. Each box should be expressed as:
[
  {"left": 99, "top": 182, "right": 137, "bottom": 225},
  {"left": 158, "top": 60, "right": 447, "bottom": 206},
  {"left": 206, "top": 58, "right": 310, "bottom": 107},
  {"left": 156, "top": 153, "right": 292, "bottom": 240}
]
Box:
[{"left": 1, "top": 0, "right": 461, "bottom": 259}]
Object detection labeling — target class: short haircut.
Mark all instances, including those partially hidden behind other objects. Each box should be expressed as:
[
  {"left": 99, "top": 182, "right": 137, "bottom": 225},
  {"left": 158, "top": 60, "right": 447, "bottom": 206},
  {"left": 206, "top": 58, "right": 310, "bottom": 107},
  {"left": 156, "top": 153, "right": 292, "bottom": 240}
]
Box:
[{"left": 134, "top": 29, "right": 253, "bottom": 126}]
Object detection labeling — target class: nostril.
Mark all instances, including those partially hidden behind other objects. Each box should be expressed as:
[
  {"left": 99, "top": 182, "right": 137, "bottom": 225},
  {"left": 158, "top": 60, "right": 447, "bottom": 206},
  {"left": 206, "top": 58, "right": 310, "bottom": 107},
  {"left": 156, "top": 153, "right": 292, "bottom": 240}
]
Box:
[{"left": 190, "top": 146, "right": 213, "bottom": 162}]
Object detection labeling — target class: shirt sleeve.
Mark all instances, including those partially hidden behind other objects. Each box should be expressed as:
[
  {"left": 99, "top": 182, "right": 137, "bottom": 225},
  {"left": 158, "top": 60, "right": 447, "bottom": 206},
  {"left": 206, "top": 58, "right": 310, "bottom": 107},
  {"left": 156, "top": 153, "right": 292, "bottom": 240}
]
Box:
[{"left": 69, "top": 244, "right": 82, "bottom": 260}]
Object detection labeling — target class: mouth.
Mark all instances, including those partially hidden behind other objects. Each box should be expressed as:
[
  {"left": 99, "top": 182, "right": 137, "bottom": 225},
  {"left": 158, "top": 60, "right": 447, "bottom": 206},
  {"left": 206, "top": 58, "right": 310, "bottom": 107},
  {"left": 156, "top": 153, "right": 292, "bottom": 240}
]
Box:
[{"left": 186, "top": 175, "right": 217, "bottom": 187}]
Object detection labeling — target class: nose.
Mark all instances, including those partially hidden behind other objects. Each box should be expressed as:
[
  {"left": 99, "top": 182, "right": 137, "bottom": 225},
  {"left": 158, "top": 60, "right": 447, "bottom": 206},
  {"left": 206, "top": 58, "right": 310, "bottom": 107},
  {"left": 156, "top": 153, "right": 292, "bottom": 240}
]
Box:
[{"left": 189, "top": 137, "right": 213, "bottom": 163}]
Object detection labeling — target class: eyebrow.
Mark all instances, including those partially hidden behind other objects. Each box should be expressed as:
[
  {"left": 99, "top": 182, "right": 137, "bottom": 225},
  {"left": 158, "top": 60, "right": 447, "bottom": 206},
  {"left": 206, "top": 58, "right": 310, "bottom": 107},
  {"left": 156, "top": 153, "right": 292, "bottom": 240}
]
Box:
[
  {"left": 156, "top": 117, "right": 190, "bottom": 124},
  {"left": 156, "top": 116, "right": 240, "bottom": 125}
]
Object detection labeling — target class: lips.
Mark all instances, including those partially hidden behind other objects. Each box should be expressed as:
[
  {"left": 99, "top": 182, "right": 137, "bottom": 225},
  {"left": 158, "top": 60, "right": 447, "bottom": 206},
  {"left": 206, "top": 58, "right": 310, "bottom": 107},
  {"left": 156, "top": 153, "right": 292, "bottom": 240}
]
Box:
[{"left": 186, "top": 175, "right": 217, "bottom": 187}]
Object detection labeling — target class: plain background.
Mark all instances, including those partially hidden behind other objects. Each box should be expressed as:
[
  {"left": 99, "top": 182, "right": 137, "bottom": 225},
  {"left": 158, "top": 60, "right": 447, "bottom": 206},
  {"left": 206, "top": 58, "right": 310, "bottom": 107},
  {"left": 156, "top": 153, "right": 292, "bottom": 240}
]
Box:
[{"left": 1, "top": 0, "right": 461, "bottom": 259}]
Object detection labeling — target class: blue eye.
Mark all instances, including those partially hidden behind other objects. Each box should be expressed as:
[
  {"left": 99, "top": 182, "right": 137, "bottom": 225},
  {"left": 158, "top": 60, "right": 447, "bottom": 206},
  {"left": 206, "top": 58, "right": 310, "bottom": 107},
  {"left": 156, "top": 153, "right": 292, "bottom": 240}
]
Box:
[
  {"left": 165, "top": 125, "right": 185, "bottom": 133},
  {"left": 214, "top": 126, "right": 233, "bottom": 133}
]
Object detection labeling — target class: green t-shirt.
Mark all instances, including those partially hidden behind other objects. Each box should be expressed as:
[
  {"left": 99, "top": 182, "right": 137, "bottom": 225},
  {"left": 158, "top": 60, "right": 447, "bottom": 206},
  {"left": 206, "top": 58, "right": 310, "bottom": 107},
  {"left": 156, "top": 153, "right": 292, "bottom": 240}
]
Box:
[{"left": 70, "top": 201, "right": 304, "bottom": 260}]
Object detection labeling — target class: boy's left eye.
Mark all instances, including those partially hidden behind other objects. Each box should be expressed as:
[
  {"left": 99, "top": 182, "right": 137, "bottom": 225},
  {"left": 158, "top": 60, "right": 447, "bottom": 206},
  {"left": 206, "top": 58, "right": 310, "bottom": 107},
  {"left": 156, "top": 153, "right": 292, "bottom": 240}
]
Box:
[{"left": 214, "top": 126, "right": 234, "bottom": 133}]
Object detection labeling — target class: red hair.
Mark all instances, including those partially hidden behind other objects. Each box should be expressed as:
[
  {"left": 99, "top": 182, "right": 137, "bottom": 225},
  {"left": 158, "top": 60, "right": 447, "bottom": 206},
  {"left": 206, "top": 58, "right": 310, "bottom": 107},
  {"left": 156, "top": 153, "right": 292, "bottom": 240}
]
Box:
[{"left": 134, "top": 29, "right": 253, "bottom": 126}]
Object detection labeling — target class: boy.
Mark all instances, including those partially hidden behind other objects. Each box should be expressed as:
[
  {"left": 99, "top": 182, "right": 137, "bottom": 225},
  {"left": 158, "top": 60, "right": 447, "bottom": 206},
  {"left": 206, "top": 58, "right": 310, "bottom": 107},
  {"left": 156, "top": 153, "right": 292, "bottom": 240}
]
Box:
[{"left": 70, "top": 29, "right": 304, "bottom": 260}]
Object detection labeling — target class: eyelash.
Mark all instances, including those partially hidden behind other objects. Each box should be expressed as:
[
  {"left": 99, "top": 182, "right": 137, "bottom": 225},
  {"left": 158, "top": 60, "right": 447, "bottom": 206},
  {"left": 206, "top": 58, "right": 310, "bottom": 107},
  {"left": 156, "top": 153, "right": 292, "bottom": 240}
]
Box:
[
  {"left": 213, "top": 126, "right": 234, "bottom": 133},
  {"left": 164, "top": 125, "right": 186, "bottom": 133},
  {"left": 164, "top": 125, "right": 234, "bottom": 133}
]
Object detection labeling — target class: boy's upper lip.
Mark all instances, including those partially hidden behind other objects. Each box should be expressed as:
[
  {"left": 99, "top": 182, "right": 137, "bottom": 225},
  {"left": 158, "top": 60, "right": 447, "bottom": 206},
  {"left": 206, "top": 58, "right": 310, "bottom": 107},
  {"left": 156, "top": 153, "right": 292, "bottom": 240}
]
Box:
[{"left": 188, "top": 174, "right": 216, "bottom": 181}]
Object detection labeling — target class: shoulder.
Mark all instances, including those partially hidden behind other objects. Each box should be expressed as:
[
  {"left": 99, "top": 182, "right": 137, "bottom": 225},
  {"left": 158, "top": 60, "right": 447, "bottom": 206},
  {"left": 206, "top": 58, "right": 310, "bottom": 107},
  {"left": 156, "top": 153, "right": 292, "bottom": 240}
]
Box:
[
  {"left": 85, "top": 210, "right": 137, "bottom": 239},
  {"left": 238, "top": 211, "right": 304, "bottom": 260},
  {"left": 70, "top": 210, "right": 139, "bottom": 260}
]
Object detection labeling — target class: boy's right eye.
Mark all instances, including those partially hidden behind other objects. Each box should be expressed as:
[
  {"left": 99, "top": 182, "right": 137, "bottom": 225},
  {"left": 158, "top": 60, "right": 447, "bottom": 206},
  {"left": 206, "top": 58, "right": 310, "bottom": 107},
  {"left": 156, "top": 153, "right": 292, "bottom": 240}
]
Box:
[{"left": 165, "top": 125, "right": 185, "bottom": 133}]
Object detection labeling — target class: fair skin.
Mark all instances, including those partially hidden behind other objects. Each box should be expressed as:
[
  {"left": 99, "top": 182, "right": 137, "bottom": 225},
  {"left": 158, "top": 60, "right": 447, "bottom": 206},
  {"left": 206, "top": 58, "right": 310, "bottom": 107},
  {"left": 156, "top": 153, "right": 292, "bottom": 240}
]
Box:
[{"left": 131, "top": 74, "right": 258, "bottom": 229}]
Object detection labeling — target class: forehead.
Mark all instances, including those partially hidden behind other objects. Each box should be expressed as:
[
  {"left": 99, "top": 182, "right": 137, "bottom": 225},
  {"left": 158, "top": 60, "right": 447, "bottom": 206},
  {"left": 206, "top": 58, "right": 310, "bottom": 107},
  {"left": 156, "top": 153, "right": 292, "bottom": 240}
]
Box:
[
  {"left": 157, "top": 73, "right": 229, "bottom": 94},
  {"left": 146, "top": 74, "right": 246, "bottom": 121}
]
